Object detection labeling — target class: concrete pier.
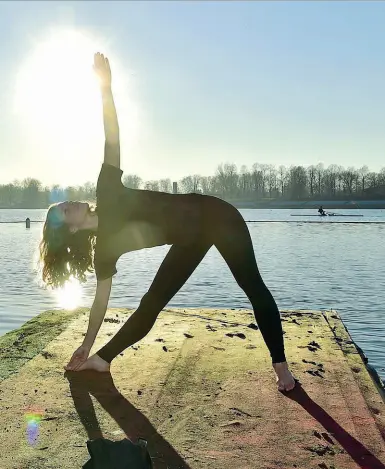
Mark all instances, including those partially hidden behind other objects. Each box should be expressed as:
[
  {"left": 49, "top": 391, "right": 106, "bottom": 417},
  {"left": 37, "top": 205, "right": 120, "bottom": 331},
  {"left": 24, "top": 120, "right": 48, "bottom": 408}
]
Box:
[{"left": 0, "top": 308, "right": 384, "bottom": 468}]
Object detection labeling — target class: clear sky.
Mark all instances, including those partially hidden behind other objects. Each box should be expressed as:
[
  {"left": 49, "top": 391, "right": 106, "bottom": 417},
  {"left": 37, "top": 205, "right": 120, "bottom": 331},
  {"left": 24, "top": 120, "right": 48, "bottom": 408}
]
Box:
[{"left": 1, "top": 1, "right": 385, "bottom": 187}]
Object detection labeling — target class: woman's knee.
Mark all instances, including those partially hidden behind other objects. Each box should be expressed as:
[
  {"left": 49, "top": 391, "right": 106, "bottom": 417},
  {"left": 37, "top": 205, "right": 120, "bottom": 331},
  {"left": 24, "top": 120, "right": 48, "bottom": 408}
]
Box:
[{"left": 139, "top": 290, "right": 168, "bottom": 312}]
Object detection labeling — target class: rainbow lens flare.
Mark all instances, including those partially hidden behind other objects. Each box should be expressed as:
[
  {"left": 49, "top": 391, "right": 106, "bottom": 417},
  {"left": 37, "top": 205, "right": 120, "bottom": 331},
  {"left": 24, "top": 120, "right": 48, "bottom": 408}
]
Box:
[{"left": 24, "top": 407, "right": 44, "bottom": 446}]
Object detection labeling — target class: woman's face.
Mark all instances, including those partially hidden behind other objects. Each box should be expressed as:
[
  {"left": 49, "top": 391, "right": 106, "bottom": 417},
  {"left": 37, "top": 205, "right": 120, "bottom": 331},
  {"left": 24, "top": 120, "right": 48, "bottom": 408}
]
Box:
[{"left": 56, "top": 201, "right": 90, "bottom": 230}]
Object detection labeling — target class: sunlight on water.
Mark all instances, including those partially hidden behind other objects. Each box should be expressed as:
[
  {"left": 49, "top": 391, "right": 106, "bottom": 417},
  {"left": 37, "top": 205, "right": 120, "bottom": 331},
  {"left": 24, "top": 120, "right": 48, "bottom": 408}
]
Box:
[{"left": 54, "top": 278, "right": 82, "bottom": 310}]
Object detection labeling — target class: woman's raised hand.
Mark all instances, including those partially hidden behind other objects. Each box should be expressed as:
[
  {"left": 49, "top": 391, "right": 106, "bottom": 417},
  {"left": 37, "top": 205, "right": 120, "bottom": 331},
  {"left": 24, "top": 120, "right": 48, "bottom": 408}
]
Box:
[{"left": 93, "top": 52, "right": 112, "bottom": 88}]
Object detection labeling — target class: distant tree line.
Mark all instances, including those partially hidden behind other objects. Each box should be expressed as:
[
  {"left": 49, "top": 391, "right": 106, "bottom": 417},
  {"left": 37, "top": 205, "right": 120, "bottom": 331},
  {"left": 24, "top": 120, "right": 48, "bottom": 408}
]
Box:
[{"left": 1, "top": 163, "right": 385, "bottom": 208}]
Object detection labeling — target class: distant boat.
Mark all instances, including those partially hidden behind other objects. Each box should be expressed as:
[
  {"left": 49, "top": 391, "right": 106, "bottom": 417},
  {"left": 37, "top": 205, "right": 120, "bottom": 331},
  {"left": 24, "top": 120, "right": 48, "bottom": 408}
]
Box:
[{"left": 291, "top": 213, "right": 364, "bottom": 217}]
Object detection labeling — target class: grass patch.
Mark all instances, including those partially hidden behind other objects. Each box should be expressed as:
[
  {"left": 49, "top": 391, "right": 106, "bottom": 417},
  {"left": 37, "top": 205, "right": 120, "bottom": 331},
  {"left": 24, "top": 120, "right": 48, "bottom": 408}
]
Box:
[{"left": 0, "top": 308, "right": 86, "bottom": 381}]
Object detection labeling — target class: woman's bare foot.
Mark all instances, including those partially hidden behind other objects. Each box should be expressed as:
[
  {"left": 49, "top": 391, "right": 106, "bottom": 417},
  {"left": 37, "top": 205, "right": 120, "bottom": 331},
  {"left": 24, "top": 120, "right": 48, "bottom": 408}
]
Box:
[
  {"left": 273, "top": 362, "right": 296, "bottom": 392},
  {"left": 76, "top": 354, "right": 110, "bottom": 372}
]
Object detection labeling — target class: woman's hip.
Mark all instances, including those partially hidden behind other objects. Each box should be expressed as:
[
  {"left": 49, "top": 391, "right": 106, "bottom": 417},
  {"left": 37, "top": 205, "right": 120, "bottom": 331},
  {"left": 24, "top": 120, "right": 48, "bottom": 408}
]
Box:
[{"left": 201, "top": 195, "right": 247, "bottom": 240}]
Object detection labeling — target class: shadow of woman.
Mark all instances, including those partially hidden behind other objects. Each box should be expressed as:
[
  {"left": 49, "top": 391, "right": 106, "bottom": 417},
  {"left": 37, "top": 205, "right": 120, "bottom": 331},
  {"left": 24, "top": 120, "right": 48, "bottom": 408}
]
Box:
[
  {"left": 64, "top": 370, "right": 192, "bottom": 469},
  {"left": 283, "top": 382, "right": 385, "bottom": 469}
]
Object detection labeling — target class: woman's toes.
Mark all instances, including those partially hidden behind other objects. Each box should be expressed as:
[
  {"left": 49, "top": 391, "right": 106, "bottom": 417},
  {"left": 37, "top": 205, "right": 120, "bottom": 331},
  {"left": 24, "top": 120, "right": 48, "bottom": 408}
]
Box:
[{"left": 286, "top": 379, "right": 296, "bottom": 391}]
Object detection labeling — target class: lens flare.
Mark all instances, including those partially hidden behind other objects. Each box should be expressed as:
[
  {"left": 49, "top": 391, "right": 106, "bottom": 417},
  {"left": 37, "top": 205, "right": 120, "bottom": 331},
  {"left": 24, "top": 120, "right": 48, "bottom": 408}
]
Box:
[{"left": 24, "top": 407, "right": 44, "bottom": 446}]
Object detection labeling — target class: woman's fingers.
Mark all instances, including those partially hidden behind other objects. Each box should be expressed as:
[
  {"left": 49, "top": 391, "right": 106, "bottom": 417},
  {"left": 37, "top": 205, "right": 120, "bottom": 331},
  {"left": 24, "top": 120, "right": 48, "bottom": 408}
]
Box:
[
  {"left": 73, "top": 359, "right": 85, "bottom": 371},
  {"left": 93, "top": 52, "right": 109, "bottom": 73},
  {"left": 72, "top": 358, "right": 82, "bottom": 368},
  {"left": 64, "top": 347, "right": 88, "bottom": 371},
  {"left": 65, "top": 357, "right": 80, "bottom": 369},
  {"left": 66, "top": 356, "right": 79, "bottom": 369}
]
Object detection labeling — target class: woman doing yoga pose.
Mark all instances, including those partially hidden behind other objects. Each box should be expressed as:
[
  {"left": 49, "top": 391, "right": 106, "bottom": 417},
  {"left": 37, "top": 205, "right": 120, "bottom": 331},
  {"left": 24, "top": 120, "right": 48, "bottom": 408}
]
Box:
[{"left": 39, "top": 53, "right": 296, "bottom": 392}]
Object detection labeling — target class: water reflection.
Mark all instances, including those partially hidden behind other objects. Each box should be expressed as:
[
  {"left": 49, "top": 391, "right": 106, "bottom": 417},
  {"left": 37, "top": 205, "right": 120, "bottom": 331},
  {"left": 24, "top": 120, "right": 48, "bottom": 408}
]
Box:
[{"left": 54, "top": 277, "right": 83, "bottom": 310}]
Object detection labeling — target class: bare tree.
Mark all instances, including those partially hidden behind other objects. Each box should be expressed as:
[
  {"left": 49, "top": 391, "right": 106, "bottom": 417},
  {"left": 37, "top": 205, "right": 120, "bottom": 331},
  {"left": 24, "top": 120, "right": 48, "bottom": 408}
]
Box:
[
  {"left": 340, "top": 167, "right": 356, "bottom": 195},
  {"left": 251, "top": 163, "right": 264, "bottom": 197},
  {"left": 324, "top": 165, "right": 340, "bottom": 197},
  {"left": 0, "top": 183, "right": 21, "bottom": 207},
  {"left": 378, "top": 167, "right": 385, "bottom": 186},
  {"left": 215, "top": 163, "right": 238, "bottom": 196},
  {"left": 239, "top": 165, "right": 251, "bottom": 196},
  {"left": 251, "top": 163, "right": 270, "bottom": 197},
  {"left": 335, "top": 168, "right": 342, "bottom": 194},
  {"left": 358, "top": 165, "right": 369, "bottom": 193},
  {"left": 144, "top": 181, "right": 160, "bottom": 191},
  {"left": 277, "top": 165, "right": 287, "bottom": 196},
  {"left": 315, "top": 163, "right": 325, "bottom": 195},
  {"left": 366, "top": 172, "right": 377, "bottom": 189},
  {"left": 288, "top": 166, "right": 307, "bottom": 199},
  {"left": 307, "top": 165, "right": 316, "bottom": 197},
  {"left": 123, "top": 174, "right": 142, "bottom": 189},
  {"left": 199, "top": 175, "right": 213, "bottom": 194},
  {"left": 266, "top": 164, "right": 278, "bottom": 197},
  {"left": 159, "top": 178, "right": 172, "bottom": 193},
  {"left": 83, "top": 181, "right": 96, "bottom": 199},
  {"left": 180, "top": 175, "right": 201, "bottom": 193}
]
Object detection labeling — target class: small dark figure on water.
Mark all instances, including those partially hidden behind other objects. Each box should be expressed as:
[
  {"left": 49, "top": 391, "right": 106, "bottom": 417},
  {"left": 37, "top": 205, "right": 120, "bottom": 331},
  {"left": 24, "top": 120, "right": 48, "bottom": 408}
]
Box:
[
  {"left": 38, "top": 53, "right": 296, "bottom": 392},
  {"left": 318, "top": 206, "right": 326, "bottom": 216}
]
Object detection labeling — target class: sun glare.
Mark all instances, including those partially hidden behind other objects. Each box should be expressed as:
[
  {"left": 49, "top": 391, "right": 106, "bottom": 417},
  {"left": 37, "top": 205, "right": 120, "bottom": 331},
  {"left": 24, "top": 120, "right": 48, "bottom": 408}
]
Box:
[
  {"left": 54, "top": 277, "right": 83, "bottom": 310},
  {"left": 14, "top": 28, "right": 140, "bottom": 182},
  {"left": 15, "top": 30, "right": 102, "bottom": 139}
]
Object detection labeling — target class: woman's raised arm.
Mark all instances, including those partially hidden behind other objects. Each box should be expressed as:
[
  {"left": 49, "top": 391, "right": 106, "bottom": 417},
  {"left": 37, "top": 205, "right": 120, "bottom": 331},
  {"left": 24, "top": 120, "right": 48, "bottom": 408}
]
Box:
[{"left": 94, "top": 52, "right": 120, "bottom": 169}]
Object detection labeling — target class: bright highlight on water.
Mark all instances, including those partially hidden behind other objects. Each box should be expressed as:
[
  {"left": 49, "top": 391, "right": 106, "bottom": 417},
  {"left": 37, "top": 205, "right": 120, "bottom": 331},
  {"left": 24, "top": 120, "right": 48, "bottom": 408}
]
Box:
[{"left": 54, "top": 277, "right": 83, "bottom": 310}]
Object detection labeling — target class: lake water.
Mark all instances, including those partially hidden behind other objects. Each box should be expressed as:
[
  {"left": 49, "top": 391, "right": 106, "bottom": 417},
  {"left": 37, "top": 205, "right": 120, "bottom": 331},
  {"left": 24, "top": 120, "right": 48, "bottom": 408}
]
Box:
[{"left": 1, "top": 208, "right": 384, "bottom": 382}]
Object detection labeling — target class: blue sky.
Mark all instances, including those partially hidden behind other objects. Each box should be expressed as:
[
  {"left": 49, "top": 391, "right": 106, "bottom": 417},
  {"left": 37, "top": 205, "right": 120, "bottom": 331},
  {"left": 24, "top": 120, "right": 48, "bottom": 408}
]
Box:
[{"left": 1, "top": 1, "right": 385, "bottom": 187}]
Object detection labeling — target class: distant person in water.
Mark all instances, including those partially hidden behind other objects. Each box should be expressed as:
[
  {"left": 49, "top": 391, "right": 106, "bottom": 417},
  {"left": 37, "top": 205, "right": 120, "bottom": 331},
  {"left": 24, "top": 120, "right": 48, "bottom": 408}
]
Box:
[
  {"left": 38, "top": 53, "right": 296, "bottom": 392},
  {"left": 318, "top": 206, "right": 326, "bottom": 216}
]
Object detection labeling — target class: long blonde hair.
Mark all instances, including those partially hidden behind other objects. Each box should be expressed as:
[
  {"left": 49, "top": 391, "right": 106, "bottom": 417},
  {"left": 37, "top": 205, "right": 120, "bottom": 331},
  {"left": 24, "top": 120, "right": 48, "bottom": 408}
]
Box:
[{"left": 38, "top": 203, "right": 97, "bottom": 289}]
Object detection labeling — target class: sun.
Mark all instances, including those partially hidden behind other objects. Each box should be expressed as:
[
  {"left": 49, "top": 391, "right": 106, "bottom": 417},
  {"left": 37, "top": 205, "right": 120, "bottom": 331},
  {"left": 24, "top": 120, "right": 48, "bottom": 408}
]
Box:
[
  {"left": 15, "top": 29, "right": 102, "bottom": 140},
  {"left": 13, "top": 28, "right": 140, "bottom": 183}
]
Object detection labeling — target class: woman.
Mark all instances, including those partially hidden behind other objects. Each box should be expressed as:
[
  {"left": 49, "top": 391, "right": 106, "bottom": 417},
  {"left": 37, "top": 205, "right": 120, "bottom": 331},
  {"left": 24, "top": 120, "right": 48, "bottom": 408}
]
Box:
[{"left": 39, "top": 53, "right": 296, "bottom": 392}]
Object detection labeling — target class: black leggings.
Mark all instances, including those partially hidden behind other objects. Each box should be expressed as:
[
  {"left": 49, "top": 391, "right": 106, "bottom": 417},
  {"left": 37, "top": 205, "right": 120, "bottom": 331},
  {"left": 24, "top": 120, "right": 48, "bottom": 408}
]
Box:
[{"left": 96, "top": 197, "right": 286, "bottom": 365}]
